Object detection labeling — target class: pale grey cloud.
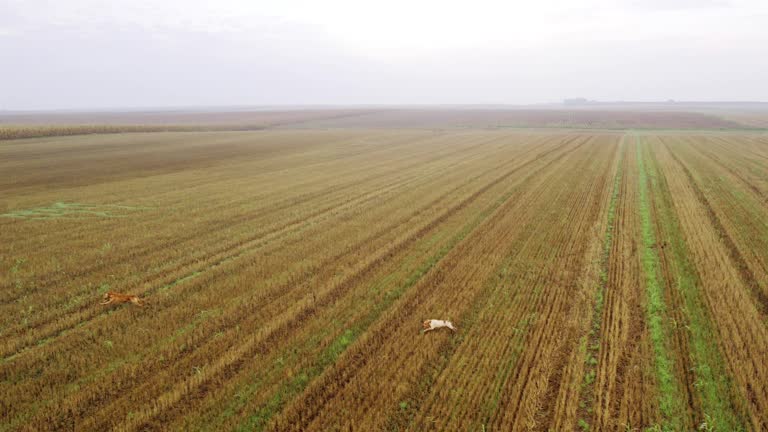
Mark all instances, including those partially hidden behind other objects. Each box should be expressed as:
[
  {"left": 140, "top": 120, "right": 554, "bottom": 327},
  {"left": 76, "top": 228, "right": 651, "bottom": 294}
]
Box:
[
  {"left": 627, "top": 0, "right": 732, "bottom": 10},
  {"left": 1, "top": 0, "right": 766, "bottom": 109}
]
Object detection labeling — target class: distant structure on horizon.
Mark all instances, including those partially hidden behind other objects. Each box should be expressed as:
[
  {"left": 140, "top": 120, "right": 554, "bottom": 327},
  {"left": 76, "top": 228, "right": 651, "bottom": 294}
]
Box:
[{"left": 563, "top": 98, "right": 593, "bottom": 105}]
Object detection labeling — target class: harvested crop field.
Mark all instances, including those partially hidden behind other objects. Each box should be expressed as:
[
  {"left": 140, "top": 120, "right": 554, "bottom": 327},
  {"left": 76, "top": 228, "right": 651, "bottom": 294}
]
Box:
[
  {"left": 2, "top": 129, "right": 768, "bottom": 431},
  {"left": 282, "top": 109, "right": 749, "bottom": 130},
  {"left": 0, "top": 108, "right": 755, "bottom": 141}
]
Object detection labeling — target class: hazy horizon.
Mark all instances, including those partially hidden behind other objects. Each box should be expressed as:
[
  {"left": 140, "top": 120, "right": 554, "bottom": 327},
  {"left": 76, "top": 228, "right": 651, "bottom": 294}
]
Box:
[{"left": 2, "top": 0, "right": 767, "bottom": 110}]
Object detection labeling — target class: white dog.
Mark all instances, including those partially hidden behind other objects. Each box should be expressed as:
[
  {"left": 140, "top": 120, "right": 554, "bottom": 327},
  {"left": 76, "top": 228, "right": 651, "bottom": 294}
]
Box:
[{"left": 422, "top": 319, "right": 456, "bottom": 333}]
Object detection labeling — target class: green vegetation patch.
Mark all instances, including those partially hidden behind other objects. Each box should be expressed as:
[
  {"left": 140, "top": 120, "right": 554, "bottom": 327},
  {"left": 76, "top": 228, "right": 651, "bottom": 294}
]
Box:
[{"left": 0, "top": 202, "right": 152, "bottom": 220}]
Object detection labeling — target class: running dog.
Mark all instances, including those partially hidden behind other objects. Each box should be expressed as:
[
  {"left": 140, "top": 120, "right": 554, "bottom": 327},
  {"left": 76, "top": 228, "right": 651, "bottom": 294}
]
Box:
[
  {"left": 422, "top": 319, "right": 456, "bottom": 333},
  {"left": 100, "top": 292, "right": 144, "bottom": 306}
]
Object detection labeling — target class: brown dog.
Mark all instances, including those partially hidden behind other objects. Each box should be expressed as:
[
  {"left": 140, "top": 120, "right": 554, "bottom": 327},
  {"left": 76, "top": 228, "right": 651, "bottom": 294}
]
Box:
[{"left": 100, "top": 291, "right": 144, "bottom": 306}]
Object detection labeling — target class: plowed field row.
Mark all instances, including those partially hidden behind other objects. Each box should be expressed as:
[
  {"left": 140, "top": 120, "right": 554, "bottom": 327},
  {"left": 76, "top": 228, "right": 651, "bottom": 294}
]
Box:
[{"left": 2, "top": 133, "right": 530, "bottom": 355}]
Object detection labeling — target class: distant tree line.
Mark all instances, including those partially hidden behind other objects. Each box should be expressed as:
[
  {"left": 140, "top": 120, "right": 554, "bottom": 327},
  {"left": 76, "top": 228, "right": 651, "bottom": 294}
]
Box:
[{"left": 0, "top": 124, "right": 268, "bottom": 140}]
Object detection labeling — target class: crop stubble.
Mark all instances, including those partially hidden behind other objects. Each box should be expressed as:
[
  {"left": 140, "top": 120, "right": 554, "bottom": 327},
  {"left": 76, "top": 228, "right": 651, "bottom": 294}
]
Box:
[{"left": 1, "top": 129, "right": 767, "bottom": 431}]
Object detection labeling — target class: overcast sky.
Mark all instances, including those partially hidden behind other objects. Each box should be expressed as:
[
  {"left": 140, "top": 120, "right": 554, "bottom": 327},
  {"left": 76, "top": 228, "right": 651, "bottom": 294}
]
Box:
[{"left": 1, "top": 0, "right": 767, "bottom": 110}]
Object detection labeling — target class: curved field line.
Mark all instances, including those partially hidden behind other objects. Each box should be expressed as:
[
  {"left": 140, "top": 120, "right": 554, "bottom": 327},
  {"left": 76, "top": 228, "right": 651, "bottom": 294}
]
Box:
[
  {"left": 0, "top": 136, "right": 557, "bottom": 400},
  {"left": 0, "top": 131, "right": 475, "bottom": 295},
  {"left": 402, "top": 139, "right": 615, "bottom": 432},
  {"left": 114, "top": 136, "right": 588, "bottom": 430},
  {"left": 1, "top": 135, "right": 542, "bottom": 428},
  {"left": 661, "top": 139, "right": 768, "bottom": 317},
  {"left": 690, "top": 136, "right": 768, "bottom": 204},
  {"left": 345, "top": 138, "right": 604, "bottom": 431},
  {"left": 260, "top": 138, "right": 590, "bottom": 431},
  {"left": 0, "top": 137, "right": 518, "bottom": 356},
  {"left": 0, "top": 133, "right": 499, "bottom": 304},
  {"left": 486, "top": 141, "right": 614, "bottom": 431},
  {"left": 14, "top": 136, "right": 556, "bottom": 425},
  {"left": 653, "top": 139, "right": 768, "bottom": 431},
  {"left": 161, "top": 140, "right": 585, "bottom": 432},
  {"left": 54, "top": 137, "right": 583, "bottom": 432}
]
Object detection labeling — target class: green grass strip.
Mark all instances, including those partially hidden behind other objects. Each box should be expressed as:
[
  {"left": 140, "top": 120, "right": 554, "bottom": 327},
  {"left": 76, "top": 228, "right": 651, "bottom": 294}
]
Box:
[
  {"left": 645, "top": 145, "right": 745, "bottom": 431},
  {"left": 0, "top": 202, "right": 150, "bottom": 219},
  {"left": 635, "top": 137, "right": 685, "bottom": 430}
]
